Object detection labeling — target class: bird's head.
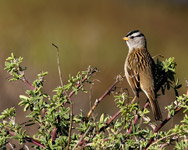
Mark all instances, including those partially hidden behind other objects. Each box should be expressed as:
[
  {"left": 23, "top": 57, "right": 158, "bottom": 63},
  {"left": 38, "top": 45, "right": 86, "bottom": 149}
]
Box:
[{"left": 123, "top": 30, "right": 147, "bottom": 50}]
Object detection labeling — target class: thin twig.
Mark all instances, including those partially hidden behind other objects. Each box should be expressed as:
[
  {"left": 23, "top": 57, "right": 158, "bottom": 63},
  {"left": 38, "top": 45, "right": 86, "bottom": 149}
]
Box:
[
  {"left": 68, "top": 77, "right": 88, "bottom": 98},
  {"left": 142, "top": 116, "right": 156, "bottom": 130},
  {"left": 160, "top": 143, "right": 169, "bottom": 149},
  {"left": 126, "top": 114, "right": 139, "bottom": 135},
  {"left": 89, "top": 79, "right": 100, "bottom": 117},
  {"left": 8, "top": 66, "right": 35, "bottom": 90},
  {"left": 87, "top": 75, "right": 123, "bottom": 118},
  {"left": 51, "top": 43, "right": 70, "bottom": 143},
  {"left": 99, "top": 110, "right": 121, "bottom": 133},
  {"left": 66, "top": 100, "right": 73, "bottom": 150},
  {"left": 19, "top": 69, "right": 35, "bottom": 90},
  {"left": 52, "top": 43, "right": 64, "bottom": 87},
  {"left": 8, "top": 143, "right": 15, "bottom": 150},
  {"left": 6, "top": 130, "right": 46, "bottom": 148},
  {"left": 124, "top": 101, "right": 150, "bottom": 139},
  {"left": 99, "top": 96, "right": 137, "bottom": 133},
  {"left": 152, "top": 54, "right": 164, "bottom": 59},
  {"left": 24, "top": 145, "right": 29, "bottom": 150},
  {"left": 63, "top": 68, "right": 98, "bottom": 106},
  {"left": 106, "top": 110, "right": 121, "bottom": 126},
  {"left": 22, "top": 77, "right": 36, "bottom": 90},
  {"left": 73, "top": 126, "right": 92, "bottom": 150},
  {"left": 148, "top": 132, "right": 178, "bottom": 149}
]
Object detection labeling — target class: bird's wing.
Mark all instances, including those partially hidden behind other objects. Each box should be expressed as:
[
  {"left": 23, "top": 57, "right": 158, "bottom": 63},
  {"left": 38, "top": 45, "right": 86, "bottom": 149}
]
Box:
[{"left": 125, "top": 64, "right": 140, "bottom": 97}]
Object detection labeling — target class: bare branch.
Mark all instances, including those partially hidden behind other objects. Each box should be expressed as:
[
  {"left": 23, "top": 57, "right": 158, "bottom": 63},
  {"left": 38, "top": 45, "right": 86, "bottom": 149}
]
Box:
[
  {"left": 52, "top": 43, "right": 64, "bottom": 87},
  {"left": 87, "top": 75, "right": 123, "bottom": 118}
]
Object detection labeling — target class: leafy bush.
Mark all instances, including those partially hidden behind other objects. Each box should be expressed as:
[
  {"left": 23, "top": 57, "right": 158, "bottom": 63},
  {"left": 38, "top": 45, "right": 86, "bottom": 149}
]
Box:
[{"left": 1, "top": 53, "right": 188, "bottom": 150}]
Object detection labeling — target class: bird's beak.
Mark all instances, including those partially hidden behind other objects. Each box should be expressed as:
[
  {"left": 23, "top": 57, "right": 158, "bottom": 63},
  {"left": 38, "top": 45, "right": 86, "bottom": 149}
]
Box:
[{"left": 123, "top": 37, "right": 129, "bottom": 41}]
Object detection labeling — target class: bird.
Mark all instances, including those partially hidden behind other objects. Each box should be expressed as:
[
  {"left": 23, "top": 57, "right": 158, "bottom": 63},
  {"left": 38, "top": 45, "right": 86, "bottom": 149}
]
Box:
[{"left": 123, "top": 30, "right": 162, "bottom": 121}]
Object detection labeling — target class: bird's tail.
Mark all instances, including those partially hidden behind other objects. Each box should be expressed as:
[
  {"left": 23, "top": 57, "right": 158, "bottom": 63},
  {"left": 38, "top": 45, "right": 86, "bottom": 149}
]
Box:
[
  {"left": 149, "top": 98, "right": 163, "bottom": 121},
  {"left": 145, "top": 89, "right": 163, "bottom": 121}
]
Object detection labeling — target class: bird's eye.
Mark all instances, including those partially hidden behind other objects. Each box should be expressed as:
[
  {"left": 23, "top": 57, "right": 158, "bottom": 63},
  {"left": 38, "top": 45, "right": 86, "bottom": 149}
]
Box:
[{"left": 130, "top": 36, "right": 134, "bottom": 39}]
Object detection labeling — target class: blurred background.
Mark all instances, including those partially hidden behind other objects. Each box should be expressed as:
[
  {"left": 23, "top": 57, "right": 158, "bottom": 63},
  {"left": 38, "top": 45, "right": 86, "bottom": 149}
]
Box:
[{"left": 0, "top": 0, "right": 188, "bottom": 145}]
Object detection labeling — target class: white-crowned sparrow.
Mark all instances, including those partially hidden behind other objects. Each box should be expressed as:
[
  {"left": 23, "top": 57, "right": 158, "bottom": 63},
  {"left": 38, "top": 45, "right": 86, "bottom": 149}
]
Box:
[{"left": 123, "top": 30, "right": 162, "bottom": 121}]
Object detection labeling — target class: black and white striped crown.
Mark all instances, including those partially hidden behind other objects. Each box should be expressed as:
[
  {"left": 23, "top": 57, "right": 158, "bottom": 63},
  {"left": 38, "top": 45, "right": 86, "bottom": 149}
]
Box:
[{"left": 126, "top": 30, "right": 145, "bottom": 38}]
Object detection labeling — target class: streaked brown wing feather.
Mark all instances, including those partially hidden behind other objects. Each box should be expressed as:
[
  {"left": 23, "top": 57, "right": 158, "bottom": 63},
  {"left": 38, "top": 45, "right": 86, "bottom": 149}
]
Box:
[{"left": 126, "top": 62, "right": 140, "bottom": 97}]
